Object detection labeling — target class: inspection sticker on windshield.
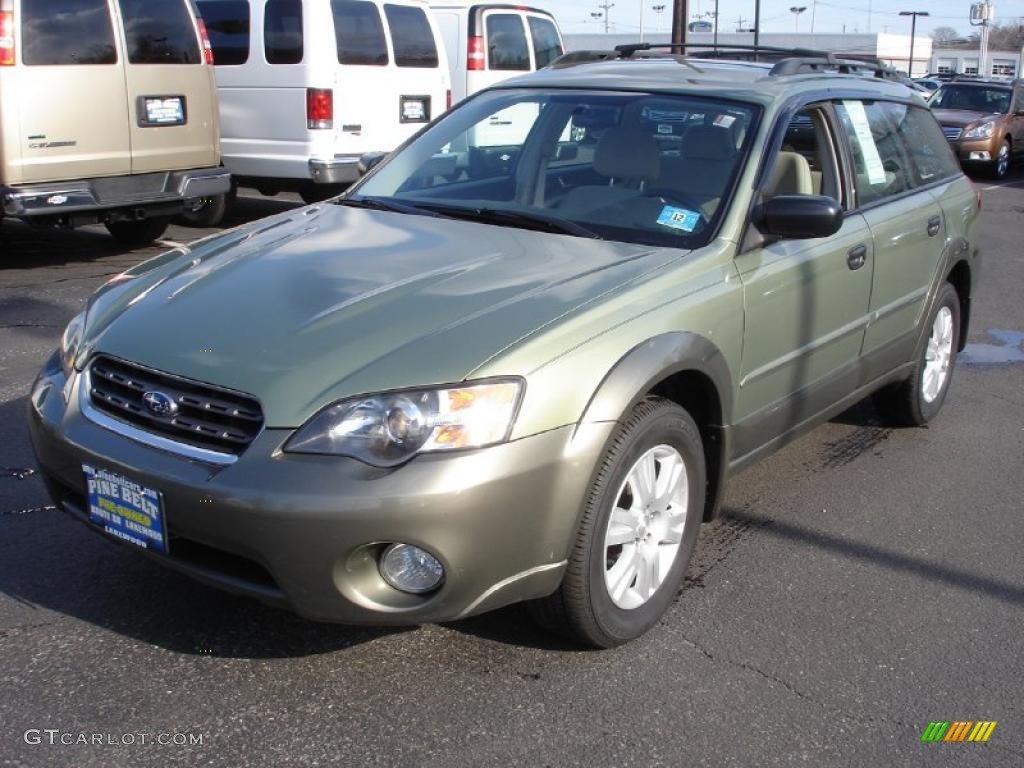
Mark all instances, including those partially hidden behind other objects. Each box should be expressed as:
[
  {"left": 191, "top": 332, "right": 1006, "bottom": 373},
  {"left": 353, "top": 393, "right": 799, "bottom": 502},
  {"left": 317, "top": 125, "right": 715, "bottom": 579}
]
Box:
[
  {"left": 657, "top": 206, "right": 701, "bottom": 232},
  {"left": 84, "top": 464, "right": 167, "bottom": 553}
]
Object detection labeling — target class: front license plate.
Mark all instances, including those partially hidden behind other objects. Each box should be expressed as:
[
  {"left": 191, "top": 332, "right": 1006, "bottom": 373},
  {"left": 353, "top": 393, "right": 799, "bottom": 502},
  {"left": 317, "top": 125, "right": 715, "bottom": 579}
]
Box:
[
  {"left": 142, "top": 96, "right": 185, "bottom": 126},
  {"left": 84, "top": 464, "right": 167, "bottom": 553}
]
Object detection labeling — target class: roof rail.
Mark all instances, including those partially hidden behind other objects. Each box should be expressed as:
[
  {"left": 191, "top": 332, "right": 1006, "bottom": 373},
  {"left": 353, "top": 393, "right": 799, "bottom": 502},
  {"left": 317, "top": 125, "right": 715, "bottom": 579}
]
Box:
[
  {"left": 769, "top": 56, "right": 903, "bottom": 81},
  {"left": 614, "top": 42, "right": 830, "bottom": 59}
]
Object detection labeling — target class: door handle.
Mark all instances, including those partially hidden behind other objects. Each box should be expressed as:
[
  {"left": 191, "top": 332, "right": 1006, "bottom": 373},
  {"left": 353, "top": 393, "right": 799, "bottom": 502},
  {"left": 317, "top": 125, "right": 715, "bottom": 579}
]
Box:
[
  {"left": 847, "top": 244, "right": 867, "bottom": 271},
  {"left": 927, "top": 216, "right": 942, "bottom": 237}
]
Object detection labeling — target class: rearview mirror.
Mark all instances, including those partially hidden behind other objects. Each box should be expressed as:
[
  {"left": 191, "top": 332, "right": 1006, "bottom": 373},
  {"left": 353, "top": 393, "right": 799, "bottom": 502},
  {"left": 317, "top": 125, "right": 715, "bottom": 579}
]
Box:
[{"left": 757, "top": 195, "right": 843, "bottom": 239}]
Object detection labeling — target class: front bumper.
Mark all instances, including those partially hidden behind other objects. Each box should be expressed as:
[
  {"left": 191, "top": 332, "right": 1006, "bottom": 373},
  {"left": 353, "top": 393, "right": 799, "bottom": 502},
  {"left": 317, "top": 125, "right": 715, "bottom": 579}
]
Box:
[
  {"left": 2, "top": 167, "right": 231, "bottom": 218},
  {"left": 27, "top": 360, "right": 612, "bottom": 624},
  {"left": 948, "top": 137, "right": 999, "bottom": 165}
]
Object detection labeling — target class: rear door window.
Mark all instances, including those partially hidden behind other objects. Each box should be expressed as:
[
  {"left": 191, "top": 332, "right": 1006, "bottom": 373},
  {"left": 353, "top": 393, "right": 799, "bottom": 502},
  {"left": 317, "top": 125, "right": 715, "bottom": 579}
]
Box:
[
  {"left": 527, "top": 17, "right": 561, "bottom": 69},
  {"left": 21, "top": 0, "right": 118, "bottom": 65},
  {"left": 196, "top": 0, "right": 250, "bottom": 66},
  {"left": 485, "top": 14, "right": 529, "bottom": 71},
  {"left": 331, "top": 0, "right": 388, "bottom": 66},
  {"left": 384, "top": 5, "right": 438, "bottom": 68},
  {"left": 264, "top": 0, "right": 303, "bottom": 64},
  {"left": 118, "top": 0, "right": 201, "bottom": 64}
]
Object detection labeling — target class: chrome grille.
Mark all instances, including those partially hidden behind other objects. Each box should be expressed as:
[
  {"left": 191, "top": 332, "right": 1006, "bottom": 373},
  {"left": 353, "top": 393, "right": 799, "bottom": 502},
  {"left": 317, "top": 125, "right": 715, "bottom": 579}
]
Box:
[
  {"left": 942, "top": 125, "right": 963, "bottom": 141},
  {"left": 88, "top": 356, "right": 263, "bottom": 455}
]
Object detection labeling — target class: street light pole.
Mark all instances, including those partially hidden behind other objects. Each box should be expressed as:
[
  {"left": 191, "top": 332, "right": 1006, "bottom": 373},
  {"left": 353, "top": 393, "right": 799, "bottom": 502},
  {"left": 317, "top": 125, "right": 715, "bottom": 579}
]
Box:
[
  {"left": 899, "top": 10, "right": 930, "bottom": 78},
  {"left": 753, "top": 0, "right": 760, "bottom": 52},
  {"left": 790, "top": 6, "right": 807, "bottom": 33},
  {"left": 671, "top": 0, "right": 687, "bottom": 46}
]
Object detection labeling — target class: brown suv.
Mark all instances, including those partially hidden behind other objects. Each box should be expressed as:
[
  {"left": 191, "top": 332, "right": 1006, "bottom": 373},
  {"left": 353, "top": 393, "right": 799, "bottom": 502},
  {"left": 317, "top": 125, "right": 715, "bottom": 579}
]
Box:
[
  {"left": 930, "top": 78, "right": 1024, "bottom": 179},
  {"left": 0, "top": 0, "right": 230, "bottom": 245}
]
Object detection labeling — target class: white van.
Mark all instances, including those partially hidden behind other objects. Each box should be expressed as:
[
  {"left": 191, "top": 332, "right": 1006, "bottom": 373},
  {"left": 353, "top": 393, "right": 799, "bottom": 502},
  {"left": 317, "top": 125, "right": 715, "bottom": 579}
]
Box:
[
  {"left": 194, "top": 0, "right": 451, "bottom": 212},
  {"left": 429, "top": 2, "right": 563, "bottom": 106}
]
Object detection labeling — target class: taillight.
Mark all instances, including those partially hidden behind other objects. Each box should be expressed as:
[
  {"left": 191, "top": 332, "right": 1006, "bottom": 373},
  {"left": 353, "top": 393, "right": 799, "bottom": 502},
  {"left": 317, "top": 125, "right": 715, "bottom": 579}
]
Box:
[
  {"left": 0, "top": 5, "right": 15, "bottom": 67},
  {"left": 467, "top": 35, "right": 484, "bottom": 71},
  {"left": 196, "top": 18, "right": 214, "bottom": 65},
  {"left": 446, "top": 89, "right": 452, "bottom": 111},
  {"left": 306, "top": 88, "right": 333, "bottom": 130}
]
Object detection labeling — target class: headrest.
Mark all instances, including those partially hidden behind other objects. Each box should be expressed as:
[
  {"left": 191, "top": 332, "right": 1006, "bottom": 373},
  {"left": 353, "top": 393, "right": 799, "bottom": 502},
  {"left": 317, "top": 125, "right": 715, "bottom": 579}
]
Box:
[
  {"left": 682, "top": 125, "right": 736, "bottom": 161},
  {"left": 593, "top": 127, "right": 660, "bottom": 182},
  {"left": 765, "top": 151, "right": 813, "bottom": 197}
]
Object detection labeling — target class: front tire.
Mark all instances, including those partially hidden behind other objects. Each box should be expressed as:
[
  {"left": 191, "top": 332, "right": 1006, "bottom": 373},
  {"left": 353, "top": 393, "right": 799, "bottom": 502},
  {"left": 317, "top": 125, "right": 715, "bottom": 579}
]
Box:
[
  {"left": 874, "top": 282, "right": 960, "bottom": 427},
  {"left": 529, "top": 397, "right": 705, "bottom": 648},
  {"left": 104, "top": 216, "right": 171, "bottom": 247},
  {"left": 992, "top": 138, "right": 1011, "bottom": 179}
]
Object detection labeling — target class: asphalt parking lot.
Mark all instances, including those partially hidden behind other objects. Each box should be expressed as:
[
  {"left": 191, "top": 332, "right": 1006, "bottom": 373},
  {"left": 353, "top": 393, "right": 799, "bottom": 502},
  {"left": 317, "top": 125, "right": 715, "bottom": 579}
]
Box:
[{"left": 2, "top": 179, "right": 1023, "bottom": 767}]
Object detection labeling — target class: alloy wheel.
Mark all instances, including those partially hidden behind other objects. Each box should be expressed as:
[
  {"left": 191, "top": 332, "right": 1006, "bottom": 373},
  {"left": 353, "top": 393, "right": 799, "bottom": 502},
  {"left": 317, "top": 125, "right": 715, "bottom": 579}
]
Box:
[{"left": 922, "top": 305, "right": 954, "bottom": 404}]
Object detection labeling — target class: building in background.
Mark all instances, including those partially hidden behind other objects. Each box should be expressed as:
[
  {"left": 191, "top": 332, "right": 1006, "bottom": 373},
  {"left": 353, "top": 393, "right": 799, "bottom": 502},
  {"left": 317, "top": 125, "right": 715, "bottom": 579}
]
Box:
[
  {"left": 930, "top": 47, "right": 1021, "bottom": 78},
  {"left": 562, "top": 32, "right": 934, "bottom": 77}
]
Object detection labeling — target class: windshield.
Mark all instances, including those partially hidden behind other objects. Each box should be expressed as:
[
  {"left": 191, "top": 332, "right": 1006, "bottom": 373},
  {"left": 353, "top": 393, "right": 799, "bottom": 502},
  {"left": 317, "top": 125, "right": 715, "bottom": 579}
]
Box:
[
  {"left": 930, "top": 85, "right": 1012, "bottom": 114},
  {"left": 352, "top": 89, "right": 759, "bottom": 248}
]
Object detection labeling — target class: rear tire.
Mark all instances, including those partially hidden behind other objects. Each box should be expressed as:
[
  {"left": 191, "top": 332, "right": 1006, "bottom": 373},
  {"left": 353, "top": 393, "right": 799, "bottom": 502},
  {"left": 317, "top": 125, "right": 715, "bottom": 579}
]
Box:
[
  {"left": 873, "top": 282, "right": 960, "bottom": 427},
  {"left": 529, "top": 397, "right": 705, "bottom": 648},
  {"left": 176, "top": 189, "right": 232, "bottom": 228},
  {"left": 104, "top": 216, "right": 171, "bottom": 247}
]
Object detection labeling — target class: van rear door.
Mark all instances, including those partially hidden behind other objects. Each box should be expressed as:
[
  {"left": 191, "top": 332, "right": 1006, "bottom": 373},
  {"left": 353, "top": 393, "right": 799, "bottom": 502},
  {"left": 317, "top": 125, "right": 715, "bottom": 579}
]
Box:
[
  {"left": 330, "top": 0, "right": 447, "bottom": 154},
  {"left": 14, "top": 0, "right": 131, "bottom": 184},
  {"left": 114, "top": 0, "right": 219, "bottom": 174}
]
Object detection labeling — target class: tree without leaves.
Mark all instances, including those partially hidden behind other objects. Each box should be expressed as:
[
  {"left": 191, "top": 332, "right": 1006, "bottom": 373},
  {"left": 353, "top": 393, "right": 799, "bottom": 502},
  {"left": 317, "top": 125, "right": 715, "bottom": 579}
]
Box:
[{"left": 931, "top": 26, "right": 960, "bottom": 44}]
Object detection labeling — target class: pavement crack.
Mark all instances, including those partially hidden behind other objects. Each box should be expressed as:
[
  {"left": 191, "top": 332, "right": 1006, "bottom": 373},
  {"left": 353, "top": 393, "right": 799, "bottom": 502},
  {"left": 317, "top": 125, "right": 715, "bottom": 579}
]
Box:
[
  {"left": 0, "top": 466, "right": 36, "bottom": 480},
  {"left": 1, "top": 504, "right": 57, "bottom": 517}
]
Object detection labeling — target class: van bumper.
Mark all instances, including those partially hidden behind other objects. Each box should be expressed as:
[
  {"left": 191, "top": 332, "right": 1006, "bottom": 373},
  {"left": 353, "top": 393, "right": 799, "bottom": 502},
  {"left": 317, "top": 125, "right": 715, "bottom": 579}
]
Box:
[
  {"left": 1, "top": 167, "right": 231, "bottom": 218},
  {"left": 308, "top": 156, "right": 365, "bottom": 185}
]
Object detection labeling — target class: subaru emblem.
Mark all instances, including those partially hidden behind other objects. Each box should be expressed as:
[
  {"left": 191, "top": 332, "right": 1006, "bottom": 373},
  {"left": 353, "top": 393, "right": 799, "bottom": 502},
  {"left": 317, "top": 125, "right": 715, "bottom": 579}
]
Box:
[{"left": 142, "top": 390, "right": 177, "bottom": 417}]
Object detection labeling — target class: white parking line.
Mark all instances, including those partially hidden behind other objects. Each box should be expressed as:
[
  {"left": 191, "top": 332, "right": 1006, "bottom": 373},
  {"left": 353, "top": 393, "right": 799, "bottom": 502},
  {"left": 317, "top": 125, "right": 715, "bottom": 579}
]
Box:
[
  {"left": 983, "top": 180, "right": 1024, "bottom": 191},
  {"left": 156, "top": 239, "right": 189, "bottom": 249}
]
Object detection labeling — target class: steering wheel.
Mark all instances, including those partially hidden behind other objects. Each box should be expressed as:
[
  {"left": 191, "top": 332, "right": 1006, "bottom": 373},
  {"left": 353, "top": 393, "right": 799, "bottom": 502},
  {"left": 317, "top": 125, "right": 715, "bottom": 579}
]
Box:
[{"left": 645, "top": 189, "right": 708, "bottom": 224}]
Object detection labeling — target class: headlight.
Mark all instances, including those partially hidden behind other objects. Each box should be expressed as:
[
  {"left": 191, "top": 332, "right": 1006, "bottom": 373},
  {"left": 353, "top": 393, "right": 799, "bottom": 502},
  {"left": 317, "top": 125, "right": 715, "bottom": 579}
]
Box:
[
  {"left": 964, "top": 121, "right": 996, "bottom": 139},
  {"left": 59, "top": 311, "right": 86, "bottom": 378},
  {"left": 284, "top": 379, "right": 523, "bottom": 467}
]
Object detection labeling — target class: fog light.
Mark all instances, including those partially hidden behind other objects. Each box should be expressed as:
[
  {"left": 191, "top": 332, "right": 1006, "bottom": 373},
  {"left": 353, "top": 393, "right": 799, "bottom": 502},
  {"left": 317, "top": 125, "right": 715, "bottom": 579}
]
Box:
[
  {"left": 379, "top": 544, "right": 444, "bottom": 594},
  {"left": 969, "top": 151, "right": 991, "bottom": 161}
]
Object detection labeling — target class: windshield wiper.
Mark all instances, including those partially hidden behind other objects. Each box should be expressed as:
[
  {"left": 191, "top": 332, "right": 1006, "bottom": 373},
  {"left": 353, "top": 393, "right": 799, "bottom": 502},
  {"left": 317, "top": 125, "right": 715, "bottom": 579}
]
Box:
[
  {"left": 410, "top": 202, "right": 602, "bottom": 239},
  {"left": 332, "top": 195, "right": 440, "bottom": 217}
]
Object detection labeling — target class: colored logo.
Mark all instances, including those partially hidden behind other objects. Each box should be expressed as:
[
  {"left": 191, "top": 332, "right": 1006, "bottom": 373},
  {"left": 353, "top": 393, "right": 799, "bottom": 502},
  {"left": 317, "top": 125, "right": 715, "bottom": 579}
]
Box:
[
  {"left": 921, "top": 721, "right": 997, "bottom": 742},
  {"left": 142, "top": 390, "right": 178, "bottom": 417}
]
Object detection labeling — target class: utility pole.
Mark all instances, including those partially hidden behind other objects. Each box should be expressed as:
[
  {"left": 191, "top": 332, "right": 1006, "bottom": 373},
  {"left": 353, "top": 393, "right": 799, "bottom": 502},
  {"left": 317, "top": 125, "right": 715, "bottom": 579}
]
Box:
[
  {"left": 639, "top": 0, "right": 645, "bottom": 41},
  {"left": 971, "top": 1, "right": 994, "bottom": 77},
  {"left": 594, "top": 0, "right": 614, "bottom": 33},
  {"left": 671, "top": 0, "right": 687, "bottom": 46},
  {"left": 899, "top": 10, "right": 929, "bottom": 78},
  {"left": 754, "top": 0, "right": 761, "bottom": 53},
  {"left": 713, "top": 0, "right": 719, "bottom": 49}
]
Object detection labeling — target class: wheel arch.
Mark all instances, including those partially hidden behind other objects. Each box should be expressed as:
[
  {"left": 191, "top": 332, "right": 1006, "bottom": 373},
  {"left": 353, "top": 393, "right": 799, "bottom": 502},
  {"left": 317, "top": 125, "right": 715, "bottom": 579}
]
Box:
[
  {"left": 946, "top": 258, "right": 972, "bottom": 352},
  {"left": 578, "top": 332, "right": 733, "bottom": 522}
]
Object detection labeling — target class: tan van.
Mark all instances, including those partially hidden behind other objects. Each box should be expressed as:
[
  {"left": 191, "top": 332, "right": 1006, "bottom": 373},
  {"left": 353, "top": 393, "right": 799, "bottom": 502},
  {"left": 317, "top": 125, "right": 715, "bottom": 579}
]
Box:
[{"left": 0, "top": 0, "right": 230, "bottom": 245}]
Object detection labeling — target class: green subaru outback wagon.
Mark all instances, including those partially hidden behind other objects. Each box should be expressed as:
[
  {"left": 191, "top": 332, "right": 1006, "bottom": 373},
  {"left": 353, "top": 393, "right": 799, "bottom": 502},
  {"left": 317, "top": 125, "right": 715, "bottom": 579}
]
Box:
[{"left": 29, "top": 46, "right": 980, "bottom": 647}]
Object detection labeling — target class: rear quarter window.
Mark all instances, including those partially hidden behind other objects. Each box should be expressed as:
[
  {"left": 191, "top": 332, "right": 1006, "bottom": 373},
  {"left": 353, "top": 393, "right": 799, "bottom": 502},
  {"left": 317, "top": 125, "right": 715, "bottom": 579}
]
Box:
[
  {"left": 118, "top": 0, "right": 201, "bottom": 65},
  {"left": 21, "top": 0, "right": 118, "bottom": 66},
  {"left": 331, "top": 0, "right": 388, "bottom": 66},
  {"left": 485, "top": 14, "right": 529, "bottom": 71},
  {"left": 196, "top": 0, "right": 250, "bottom": 66},
  {"left": 384, "top": 5, "right": 438, "bottom": 68},
  {"left": 264, "top": 0, "right": 303, "bottom": 65},
  {"left": 527, "top": 17, "right": 561, "bottom": 69}
]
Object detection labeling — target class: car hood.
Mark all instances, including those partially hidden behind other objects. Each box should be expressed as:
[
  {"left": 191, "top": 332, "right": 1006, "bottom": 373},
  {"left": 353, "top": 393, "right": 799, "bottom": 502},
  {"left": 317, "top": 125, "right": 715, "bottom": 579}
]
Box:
[
  {"left": 932, "top": 109, "right": 1003, "bottom": 128},
  {"left": 82, "top": 204, "right": 677, "bottom": 427}
]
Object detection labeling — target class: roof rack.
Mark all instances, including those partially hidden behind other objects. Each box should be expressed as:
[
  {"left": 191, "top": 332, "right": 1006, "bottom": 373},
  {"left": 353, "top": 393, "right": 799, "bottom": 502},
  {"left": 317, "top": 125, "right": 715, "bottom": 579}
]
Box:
[{"left": 553, "top": 42, "right": 905, "bottom": 82}]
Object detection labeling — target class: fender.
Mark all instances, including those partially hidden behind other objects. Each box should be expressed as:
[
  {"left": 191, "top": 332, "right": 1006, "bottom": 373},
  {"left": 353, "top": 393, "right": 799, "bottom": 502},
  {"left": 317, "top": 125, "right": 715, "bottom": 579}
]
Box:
[{"left": 576, "top": 331, "right": 735, "bottom": 521}]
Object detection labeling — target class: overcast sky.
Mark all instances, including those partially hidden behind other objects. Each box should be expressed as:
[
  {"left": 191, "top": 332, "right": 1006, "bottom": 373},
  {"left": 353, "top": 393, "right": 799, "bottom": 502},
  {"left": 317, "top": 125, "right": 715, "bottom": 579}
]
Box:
[{"left": 552, "top": 0, "right": 1024, "bottom": 36}]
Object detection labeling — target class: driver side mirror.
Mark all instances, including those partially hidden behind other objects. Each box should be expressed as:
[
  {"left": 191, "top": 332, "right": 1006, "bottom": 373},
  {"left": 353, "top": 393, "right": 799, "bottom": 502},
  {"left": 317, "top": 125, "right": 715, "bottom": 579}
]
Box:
[{"left": 756, "top": 195, "right": 843, "bottom": 240}]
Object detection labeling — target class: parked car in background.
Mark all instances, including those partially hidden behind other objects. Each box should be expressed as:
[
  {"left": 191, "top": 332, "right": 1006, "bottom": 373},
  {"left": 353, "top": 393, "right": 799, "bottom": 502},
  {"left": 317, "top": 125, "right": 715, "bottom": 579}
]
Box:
[
  {"left": 30, "top": 47, "right": 979, "bottom": 648},
  {"left": 929, "top": 78, "right": 1024, "bottom": 179},
  {"left": 193, "top": 0, "right": 450, "bottom": 219},
  {"left": 429, "top": 1, "right": 563, "bottom": 106},
  {"left": 913, "top": 78, "right": 941, "bottom": 93},
  {"left": 0, "top": 0, "right": 230, "bottom": 244}
]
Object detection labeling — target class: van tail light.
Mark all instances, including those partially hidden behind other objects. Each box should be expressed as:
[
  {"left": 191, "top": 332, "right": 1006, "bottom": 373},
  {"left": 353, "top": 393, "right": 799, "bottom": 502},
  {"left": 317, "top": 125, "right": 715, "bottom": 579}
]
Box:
[
  {"left": 467, "top": 35, "right": 485, "bottom": 71},
  {"left": 0, "top": 5, "right": 15, "bottom": 67},
  {"left": 446, "top": 89, "right": 452, "bottom": 111},
  {"left": 307, "top": 88, "right": 333, "bottom": 130},
  {"left": 196, "top": 18, "right": 215, "bottom": 65}
]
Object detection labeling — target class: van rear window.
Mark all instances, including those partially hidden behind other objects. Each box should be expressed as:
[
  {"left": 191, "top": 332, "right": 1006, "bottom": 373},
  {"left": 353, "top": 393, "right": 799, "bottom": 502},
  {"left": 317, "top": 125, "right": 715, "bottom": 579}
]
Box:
[
  {"left": 118, "top": 0, "right": 201, "bottom": 65},
  {"left": 331, "top": 0, "right": 388, "bottom": 66},
  {"left": 196, "top": 0, "right": 250, "bottom": 66},
  {"left": 528, "top": 17, "right": 562, "bottom": 69},
  {"left": 485, "top": 14, "right": 529, "bottom": 71},
  {"left": 265, "top": 0, "right": 303, "bottom": 64},
  {"left": 384, "top": 5, "right": 438, "bottom": 68},
  {"left": 21, "top": 0, "right": 117, "bottom": 66}
]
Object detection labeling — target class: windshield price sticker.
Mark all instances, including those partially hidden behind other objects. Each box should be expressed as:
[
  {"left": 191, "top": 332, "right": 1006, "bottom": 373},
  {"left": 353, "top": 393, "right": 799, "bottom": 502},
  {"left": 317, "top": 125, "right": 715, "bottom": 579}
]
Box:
[{"left": 842, "top": 101, "right": 888, "bottom": 186}]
